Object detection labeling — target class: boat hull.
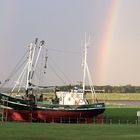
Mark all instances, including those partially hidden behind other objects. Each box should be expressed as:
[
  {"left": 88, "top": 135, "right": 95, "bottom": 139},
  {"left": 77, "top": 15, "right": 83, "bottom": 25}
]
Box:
[{"left": 0, "top": 93, "right": 105, "bottom": 123}]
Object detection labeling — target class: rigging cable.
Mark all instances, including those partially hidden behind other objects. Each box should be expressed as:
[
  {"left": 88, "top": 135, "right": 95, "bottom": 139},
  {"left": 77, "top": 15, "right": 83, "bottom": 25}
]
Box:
[
  {"left": 0, "top": 49, "right": 28, "bottom": 88},
  {"left": 38, "top": 46, "right": 46, "bottom": 86},
  {"left": 47, "top": 63, "right": 66, "bottom": 85},
  {"left": 48, "top": 48, "right": 80, "bottom": 54},
  {"left": 49, "top": 55, "right": 72, "bottom": 84}
]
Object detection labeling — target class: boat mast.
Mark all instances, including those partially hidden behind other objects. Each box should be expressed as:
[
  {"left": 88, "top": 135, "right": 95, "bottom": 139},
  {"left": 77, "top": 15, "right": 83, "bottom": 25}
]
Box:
[
  {"left": 82, "top": 33, "right": 87, "bottom": 96},
  {"left": 11, "top": 39, "right": 38, "bottom": 94},
  {"left": 26, "top": 39, "right": 45, "bottom": 93},
  {"left": 82, "top": 33, "right": 97, "bottom": 102},
  {"left": 11, "top": 38, "right": 46, "bottom": 95},
  {"left": 31, "top": 41, "right": 43, "bottom": 78},
  {"left": 25, "top": 42, "right": 35, "bottom": 91}
]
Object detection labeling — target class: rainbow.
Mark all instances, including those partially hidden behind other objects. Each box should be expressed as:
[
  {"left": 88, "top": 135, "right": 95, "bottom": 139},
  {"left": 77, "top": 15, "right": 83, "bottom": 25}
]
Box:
[{"left": 97, "top": 0, "right": 120, "bottom": 85}]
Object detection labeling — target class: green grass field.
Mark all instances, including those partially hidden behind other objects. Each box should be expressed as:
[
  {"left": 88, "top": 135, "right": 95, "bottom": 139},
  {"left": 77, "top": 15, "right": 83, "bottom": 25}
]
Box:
[
  {"left": 104, "top": 106, "right": 139, "bottom": 124},
  {"left": 0, "top": 123, "right": 140, "bottom": 140}
]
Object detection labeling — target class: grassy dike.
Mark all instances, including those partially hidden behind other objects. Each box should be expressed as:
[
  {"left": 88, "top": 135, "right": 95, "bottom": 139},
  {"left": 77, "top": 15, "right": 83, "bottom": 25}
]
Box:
[{"left": 86, "top": 93, "right": 140, "bottom": 101}]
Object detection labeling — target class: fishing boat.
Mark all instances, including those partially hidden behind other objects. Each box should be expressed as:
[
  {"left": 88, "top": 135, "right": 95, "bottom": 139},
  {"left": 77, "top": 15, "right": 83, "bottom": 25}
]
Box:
[{"left": 0, "top": 37, "right": 105, "bottom": 123}]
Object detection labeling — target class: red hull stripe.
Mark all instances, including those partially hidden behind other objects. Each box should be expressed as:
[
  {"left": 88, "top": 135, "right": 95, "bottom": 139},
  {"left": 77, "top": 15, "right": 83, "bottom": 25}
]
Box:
[{"left": 3, "top": 108, "right": 104, "bottom": 122}]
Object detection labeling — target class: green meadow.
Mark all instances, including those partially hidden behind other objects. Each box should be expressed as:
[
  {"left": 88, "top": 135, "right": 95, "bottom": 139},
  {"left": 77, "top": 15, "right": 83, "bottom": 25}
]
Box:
[
  {"left": 0, "top": 105, "right": 140, "bottom": 140},
  {"left": 104, "top": 105, "right": 139, "bottom": 124},
  {"left": 0, "top": 123, "right": 140, "bottom": 140}
]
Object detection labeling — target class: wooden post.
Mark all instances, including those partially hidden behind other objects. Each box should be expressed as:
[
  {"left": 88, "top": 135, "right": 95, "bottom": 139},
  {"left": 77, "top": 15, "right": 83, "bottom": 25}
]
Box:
[
  {"left": 69, "top": 117, "right": 70, "bottom": 124},
  {"left": 77, "top": 118, "right": 79, "bottom": 124},
  {"left": 138, "top": 117, "right": 140, "bottom": 124},
  {"left": 127, "top": 120, "right": 129, "bottom": 125},
  {"left": 135, "top": 120, "right": 138, "bottom": 125},
  {"left": 0, "top": 106, "right": 4, "bottom": 122},
  {"left": 110, "top": 119, "right": 112, "bottom": 124},
  {"left": 137, "top": 111, "right": 140, "bottom": 124},
  {"left": 60, "top": 117, "right": 62, "bottom": 123},
  {"left": 118, "top": 120, "right": 120, "bottom": 125}
]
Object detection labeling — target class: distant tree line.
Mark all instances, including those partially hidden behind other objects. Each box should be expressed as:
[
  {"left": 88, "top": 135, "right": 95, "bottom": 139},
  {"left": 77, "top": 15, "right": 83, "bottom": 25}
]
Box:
[
  {"left": 59, "top": 84, "right": 140, "bottom": 93},
  {"left": 94, "top": 85, "right": 140, "bottom": 93},
  {"left": 1, "top": 84, "right": 140, "bottom": 93}
]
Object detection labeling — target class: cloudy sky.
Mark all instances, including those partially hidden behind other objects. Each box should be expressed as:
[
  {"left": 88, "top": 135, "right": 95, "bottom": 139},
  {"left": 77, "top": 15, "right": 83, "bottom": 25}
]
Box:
[{"left": 0, "top": 0, "right": 140, "bottom": 86}]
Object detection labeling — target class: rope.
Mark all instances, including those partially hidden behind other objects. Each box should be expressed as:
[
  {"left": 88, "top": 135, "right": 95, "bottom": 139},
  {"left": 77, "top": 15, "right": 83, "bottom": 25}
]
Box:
[
  {"left": 48, "top": 63, "right": 66, "bottom": 85},
  {"left": 48, "top": 48, "right": 80, "bottom": 54},
  {"left": 49, "top": 56, "right": 72, "bottom": 83},
  {"left": 0, "top": 49, "right": 28, "bottom": 87}
]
